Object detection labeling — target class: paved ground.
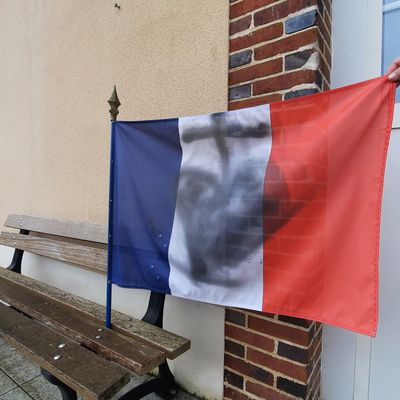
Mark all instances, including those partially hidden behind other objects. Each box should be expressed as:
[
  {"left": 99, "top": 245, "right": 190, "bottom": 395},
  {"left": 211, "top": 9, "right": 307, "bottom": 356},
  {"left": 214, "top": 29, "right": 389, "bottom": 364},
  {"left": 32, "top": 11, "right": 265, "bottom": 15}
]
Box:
[{"left": 0, "top": 338, "right": 198, "bottom": 400}]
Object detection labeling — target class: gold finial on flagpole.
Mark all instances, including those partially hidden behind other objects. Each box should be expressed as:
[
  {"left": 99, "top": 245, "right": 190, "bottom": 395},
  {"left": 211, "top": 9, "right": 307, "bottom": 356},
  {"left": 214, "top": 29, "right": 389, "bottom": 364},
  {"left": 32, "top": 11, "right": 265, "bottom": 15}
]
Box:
[{"left": 108, "top": 86, "right": 121, "bottom": 121}]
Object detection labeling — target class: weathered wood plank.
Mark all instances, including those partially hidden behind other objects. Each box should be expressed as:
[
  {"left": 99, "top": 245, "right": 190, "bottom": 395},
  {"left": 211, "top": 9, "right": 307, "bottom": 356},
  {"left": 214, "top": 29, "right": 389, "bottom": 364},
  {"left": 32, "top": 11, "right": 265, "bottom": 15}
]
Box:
[
  {"left": 0, "top": 303, "right": 129, "bottom": 400},
  {"left": 0, "top": 277, "right": 166, "bottom": 375},
  {"left": 0, "top": 232, "right": 106, "bottom": 273},
  {"left": 0, "top": 268, "right": 190, "bottom": 359},
  {"left": 5, "top": 214, "right": 107, "bottom": 244}
]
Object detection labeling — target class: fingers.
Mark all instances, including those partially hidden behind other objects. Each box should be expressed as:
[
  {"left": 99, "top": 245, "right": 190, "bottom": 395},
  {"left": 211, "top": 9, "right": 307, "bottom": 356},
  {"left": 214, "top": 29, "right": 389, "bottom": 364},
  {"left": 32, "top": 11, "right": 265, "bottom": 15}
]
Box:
[
  {"left": 388, "top": 68, "right": 400, "bottom": 82},
  {"left": 387, "top": 58, "right": 400, "bottom": 83},
  {"left": 386, "top": 57, "right": 400, "bottom": 74}
]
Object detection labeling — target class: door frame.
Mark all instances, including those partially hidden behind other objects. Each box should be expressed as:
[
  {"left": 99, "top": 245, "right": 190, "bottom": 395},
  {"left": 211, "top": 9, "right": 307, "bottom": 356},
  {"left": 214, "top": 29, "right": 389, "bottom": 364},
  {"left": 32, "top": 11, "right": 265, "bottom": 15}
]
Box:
[{"left": 323, "top": 1, "right": 399, "bottom": 399}]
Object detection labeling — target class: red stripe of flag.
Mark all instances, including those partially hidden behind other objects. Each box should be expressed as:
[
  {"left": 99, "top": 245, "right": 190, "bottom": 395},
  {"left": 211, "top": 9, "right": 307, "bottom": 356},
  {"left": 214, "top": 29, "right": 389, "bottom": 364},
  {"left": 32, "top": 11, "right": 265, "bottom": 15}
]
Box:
[{"left": 262, "top": 77, "right": 396, "bottom": 335}]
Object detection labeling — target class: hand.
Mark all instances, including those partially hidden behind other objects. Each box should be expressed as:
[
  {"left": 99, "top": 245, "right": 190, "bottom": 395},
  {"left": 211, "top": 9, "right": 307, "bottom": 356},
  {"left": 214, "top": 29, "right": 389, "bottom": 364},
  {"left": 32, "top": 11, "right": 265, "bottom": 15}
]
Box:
[{"left": 387, "top": 58, "right": 400, "bottom": 86}]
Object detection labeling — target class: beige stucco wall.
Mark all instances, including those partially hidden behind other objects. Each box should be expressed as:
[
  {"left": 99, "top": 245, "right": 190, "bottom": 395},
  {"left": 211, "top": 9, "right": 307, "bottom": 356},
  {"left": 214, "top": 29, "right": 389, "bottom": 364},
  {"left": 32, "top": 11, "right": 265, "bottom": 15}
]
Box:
[
  {"left": 0, "top": 1, "right": 229, "bottom": 398},
  {"left": 0, "top": 0, "right": 228, "bottom": 223}
]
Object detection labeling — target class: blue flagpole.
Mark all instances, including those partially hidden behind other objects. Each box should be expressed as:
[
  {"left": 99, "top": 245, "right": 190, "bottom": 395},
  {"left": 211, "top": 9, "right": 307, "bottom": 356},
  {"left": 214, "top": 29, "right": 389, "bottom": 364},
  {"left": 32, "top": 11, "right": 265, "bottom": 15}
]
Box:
[{"left": 106, "top": 86, "right": 121, "bottom": 329}]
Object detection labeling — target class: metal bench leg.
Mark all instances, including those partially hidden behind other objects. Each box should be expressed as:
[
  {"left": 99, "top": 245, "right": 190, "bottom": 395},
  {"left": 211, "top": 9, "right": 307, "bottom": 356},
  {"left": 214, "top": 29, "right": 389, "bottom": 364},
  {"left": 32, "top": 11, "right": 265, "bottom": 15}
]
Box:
[
  {"left": 118, "top": 361, "right": 177, "bottom": 400},
  {"left": 156, "top": 361, "right": 178, "bottom": 399},
  {"left": 7, "top": 229, "right": 29, "bottom": 274},
  {"left": 41, "top": 368, "right": 77, "bottom": 400},
  {"left": 137, "top": 291, "right": 178, "bottom": 399},
  {"left": 118, "top": 291, "right": 179, "bottom": 399}
]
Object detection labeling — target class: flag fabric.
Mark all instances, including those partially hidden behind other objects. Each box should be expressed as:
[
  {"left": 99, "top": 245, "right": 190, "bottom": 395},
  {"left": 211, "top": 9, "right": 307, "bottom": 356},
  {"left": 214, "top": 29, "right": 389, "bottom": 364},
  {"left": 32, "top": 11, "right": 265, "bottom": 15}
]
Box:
[{"left": 108, "top": 77, "right": 395, "bottom": 336}]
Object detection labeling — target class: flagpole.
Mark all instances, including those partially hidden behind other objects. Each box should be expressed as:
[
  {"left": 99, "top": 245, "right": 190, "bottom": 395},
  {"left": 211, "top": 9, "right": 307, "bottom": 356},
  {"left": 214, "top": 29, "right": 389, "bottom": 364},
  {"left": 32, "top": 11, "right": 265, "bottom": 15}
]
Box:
[{"left": 106, "top": 86, "right": 121, "bottom": 328}]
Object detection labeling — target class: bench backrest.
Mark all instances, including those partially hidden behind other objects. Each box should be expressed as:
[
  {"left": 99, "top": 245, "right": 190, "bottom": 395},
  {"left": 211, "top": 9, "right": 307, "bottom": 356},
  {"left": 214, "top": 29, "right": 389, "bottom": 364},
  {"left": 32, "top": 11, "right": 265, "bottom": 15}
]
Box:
[
  {"left": 1, "top": 214, "right": 107, "bottom": 274},
  {"left": 1, "top": 213, "right": 173, "bottom": 328},
  {"left": 0, "top": 213, "right": 190, "bottom": 361},
  {"left": 5, "top": 214, "right": 108, "bottom": 243}
]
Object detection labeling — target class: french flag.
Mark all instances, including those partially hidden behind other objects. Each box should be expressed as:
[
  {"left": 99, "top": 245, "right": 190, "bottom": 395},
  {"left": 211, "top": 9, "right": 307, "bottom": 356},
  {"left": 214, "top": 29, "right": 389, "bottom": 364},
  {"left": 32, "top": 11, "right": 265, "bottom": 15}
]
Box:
[{"left": 108, "top": 77, "right": 395, "bottom": 336}]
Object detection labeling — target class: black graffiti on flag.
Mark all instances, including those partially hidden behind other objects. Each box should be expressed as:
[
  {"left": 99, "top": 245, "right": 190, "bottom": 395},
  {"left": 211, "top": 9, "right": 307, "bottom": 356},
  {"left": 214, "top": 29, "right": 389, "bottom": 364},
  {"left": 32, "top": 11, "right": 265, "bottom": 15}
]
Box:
[{"left": 176, "top": 112, "right": 291, "bottom": 285}]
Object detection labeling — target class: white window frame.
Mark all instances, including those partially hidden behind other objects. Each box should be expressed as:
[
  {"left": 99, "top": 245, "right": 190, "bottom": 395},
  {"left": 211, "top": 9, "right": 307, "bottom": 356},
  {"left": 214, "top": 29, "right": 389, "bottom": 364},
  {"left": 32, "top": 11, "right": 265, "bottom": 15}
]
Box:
[
  {"left": 383, "top": 1, "right": 400, "bottom": 127},
  {"left": 323, "top": 1, "right": 399, "bottom": 399},
  {"left": 383, "top": 0, "right": 400, "bottom": 13},
  {"left": 350, "top": 1, "right": 400, "bottom": 395}
]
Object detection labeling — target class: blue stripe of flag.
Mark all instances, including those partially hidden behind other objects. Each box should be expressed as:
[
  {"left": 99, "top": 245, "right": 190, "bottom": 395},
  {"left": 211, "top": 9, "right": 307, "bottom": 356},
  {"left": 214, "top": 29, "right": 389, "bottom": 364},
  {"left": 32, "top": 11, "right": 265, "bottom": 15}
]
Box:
[{"left": 110, "top": 119, "right": 182, "bottom": 293}]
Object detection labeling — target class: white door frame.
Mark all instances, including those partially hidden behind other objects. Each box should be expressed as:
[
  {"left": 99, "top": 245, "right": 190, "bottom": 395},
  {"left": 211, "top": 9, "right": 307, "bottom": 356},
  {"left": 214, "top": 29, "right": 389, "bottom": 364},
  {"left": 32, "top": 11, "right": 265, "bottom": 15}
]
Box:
[{"left": 323, "top": 1, "right": 399, "bottom": 399}]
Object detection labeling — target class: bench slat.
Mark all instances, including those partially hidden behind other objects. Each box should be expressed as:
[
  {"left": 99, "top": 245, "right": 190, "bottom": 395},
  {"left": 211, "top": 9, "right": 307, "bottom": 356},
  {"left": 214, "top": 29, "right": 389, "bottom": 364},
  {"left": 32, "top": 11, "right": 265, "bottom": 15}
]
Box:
[
  {"left": 5, "top": 214, "right": 107, "bottom": 244},
  {"left": 0, "top": 303, "right": 129, "bottom": 400},
  {"left": 0, "top": 268, "right": 190, "bottom": 359},
  {"left": 0, "top": 276, "right": 166, "bottom": 374},
  {"left": 0, "top": 232, "right": 106, "bottom": 274}
]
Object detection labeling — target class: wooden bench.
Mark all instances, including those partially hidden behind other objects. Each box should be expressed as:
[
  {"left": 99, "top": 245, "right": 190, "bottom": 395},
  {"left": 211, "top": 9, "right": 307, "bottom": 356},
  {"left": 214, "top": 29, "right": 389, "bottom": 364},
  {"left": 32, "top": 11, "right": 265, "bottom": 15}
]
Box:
[{"left": 0, "top": 214, "right": 191, "bottom": 400}]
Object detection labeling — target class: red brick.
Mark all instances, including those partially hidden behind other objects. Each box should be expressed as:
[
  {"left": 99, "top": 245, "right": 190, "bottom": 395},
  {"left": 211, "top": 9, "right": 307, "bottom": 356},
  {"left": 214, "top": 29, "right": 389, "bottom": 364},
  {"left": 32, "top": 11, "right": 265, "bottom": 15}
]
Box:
[
  {"left": 277, "top": 315, "right": 313, "bottom": 329},
  {"left": 278, "top": 376, "right": 309, "bottom": 398},
  {"left": 308, "top": 362, "right": 321, "bottom": 397},
  {"left": 225, "top": 339, "right": 246, "bottom": 358},
  {"left": 254, "top": 0, "right": 317, "bottom": 27},
  {"left": 226, "top": 308, "right": 247, "bottom": 326},
  {"left": 317, "top": 14, "right": 330, "bottom": 48},
  {"left": 255, "top": 28, "right": 317, "bottom": 60},
  {"left": 254, "top": 2, "right": 289, "bottom": 26},
  {"left": 319, "top": 53, "right": 330, "bottom": 83},
  {"left": 316, "top": 69, "right": 323, "bottom": 88},
  {"left": 288, "top": 0, "right": 318, "bottom": 13},
  {"left": 278, "top": 341, "right": 310, "bottom": 363},
  {"left": 253, "top": 70, "right": 316, "bottom": 95},
  {"left": 228, "top": 93, "right": 282, "bottom": 110},
  {"left": 230, "top": 0, "right": 277, "bottom": 19},
  {"left": 250, "top": 310, "right": 276, "bottom": 319},
  {"left": 321, "top": 0, "right": 331, "bottom": 17},
  {"left": 230, "top": 15, "right": 252, "bottom": 36},
  {"left": 310, "top": 378, "right": 321, "bottom": 400},
  {"left": 324, "top": 44, "right": 332, "bottom": 67},
  {"left": 247, "top": 348, "right": 311, "bottom": 382},
  {"left": 225, "top": 354, "right": 274, "bottom": 385},
  {"left": 309, "top": 365, "right": 320, "bottom": 388},
  {"left": 248, "top": 315, "right": 312, "bottom": 346},
  {"left": 317, "top": 31, "right": 325, "bottom": 55},
  {"left": 226, "top": 0, "right": 328, "bottom": 396},
  {"left": 226, "top": 324, "right": 275, "bottom": 351},
  {"left": 224, "top": 386, "right": 254, "bottom": 400},
  {"left": 224, "top": 369, "right": 244, "bottom": 389},
  {"left": 246, "top": 381, "right": 294, "bottom": 400},
  {"left": 229, "top": 58, "right": 282, "bottom": 85},
  {"left": 310, "top": 329, "right": 322, "bottom": 355},
  {"left": 230, "top": 22, "right": 283, "bottom": 52},
  {"left": 324, "top": 9, "right": 331, "bottom": 34},
  {"left": 309, "top": 363, "right": 321, "bottom": 391}
]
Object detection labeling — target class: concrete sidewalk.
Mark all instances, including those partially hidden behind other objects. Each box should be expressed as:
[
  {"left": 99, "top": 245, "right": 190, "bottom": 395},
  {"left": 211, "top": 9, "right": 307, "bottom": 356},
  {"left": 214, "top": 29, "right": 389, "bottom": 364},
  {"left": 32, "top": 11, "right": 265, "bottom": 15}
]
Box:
[{"left": 0, "top": 338, "right": 198, "bottom": 400}]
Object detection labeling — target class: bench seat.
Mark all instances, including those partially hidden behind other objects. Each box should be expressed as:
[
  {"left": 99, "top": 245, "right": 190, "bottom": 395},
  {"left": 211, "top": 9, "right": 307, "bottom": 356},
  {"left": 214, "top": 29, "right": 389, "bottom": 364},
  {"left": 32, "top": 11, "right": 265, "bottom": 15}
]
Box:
[
  {"left": 0, "top": 268, "right": 190, "bottom": 361},
  {"left": 0, "top": 214, "right": 191, "bottom": 399},
  {"left": 0, "top": 303, "right": 129, "bottom": 400}
]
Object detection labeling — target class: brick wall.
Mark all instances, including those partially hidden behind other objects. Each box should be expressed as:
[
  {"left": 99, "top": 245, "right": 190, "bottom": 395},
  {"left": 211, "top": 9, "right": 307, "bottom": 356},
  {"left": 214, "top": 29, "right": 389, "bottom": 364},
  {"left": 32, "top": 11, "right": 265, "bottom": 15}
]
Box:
[
  {"left": 228, "top": 0, "right": 331, "bottom": 109},
  {"left": 224, "top": 1, "right": 331, "bottom": 399}
]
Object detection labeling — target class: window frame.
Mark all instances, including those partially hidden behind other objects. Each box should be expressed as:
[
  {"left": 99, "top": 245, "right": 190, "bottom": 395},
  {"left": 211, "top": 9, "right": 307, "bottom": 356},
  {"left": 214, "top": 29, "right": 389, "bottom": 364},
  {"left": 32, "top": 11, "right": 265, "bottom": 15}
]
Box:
[
  {"left": 324, "top": 1, "right": 399, "bottom": 398},
  {"left": 382, "top": 0, "right": 400, "bottom": 127}
]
